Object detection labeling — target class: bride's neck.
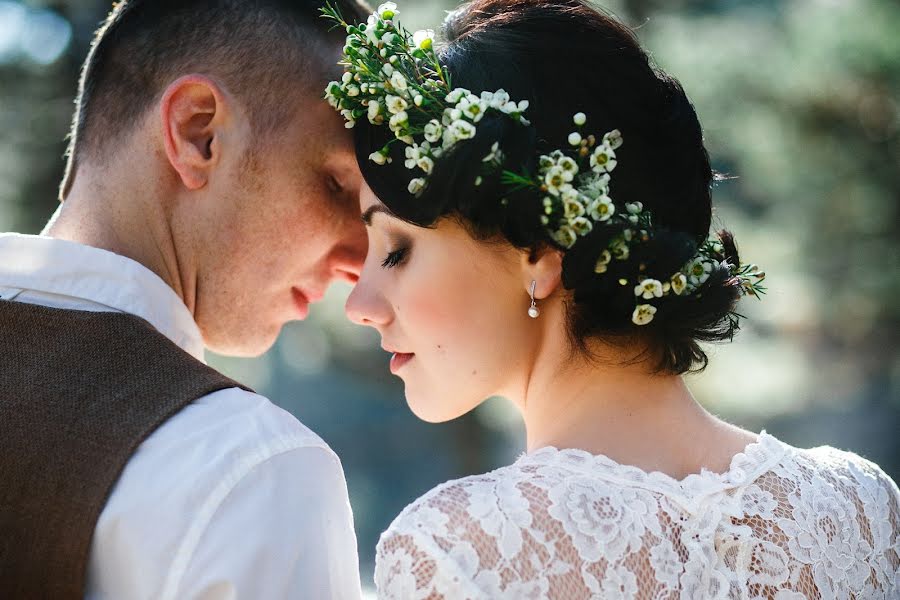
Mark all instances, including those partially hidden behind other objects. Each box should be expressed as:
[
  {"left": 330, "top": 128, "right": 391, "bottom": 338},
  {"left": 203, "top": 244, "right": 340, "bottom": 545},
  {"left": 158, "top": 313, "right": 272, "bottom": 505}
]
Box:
[{"left": 516, "top": 343, "right": 752, "bottom": 478}]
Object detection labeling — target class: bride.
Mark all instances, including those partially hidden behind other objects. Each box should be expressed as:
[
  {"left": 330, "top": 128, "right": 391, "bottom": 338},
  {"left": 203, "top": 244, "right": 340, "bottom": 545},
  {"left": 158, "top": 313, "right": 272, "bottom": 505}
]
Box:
[{"left": 326, "top": 0, "right": 900, "bottom": 597}]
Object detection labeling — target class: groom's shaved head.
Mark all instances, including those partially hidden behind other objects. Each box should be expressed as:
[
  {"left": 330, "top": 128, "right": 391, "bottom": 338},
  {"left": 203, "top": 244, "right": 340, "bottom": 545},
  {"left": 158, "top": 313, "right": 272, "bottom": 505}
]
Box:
[{"left": 61, "top": 0, "right": 370, "bottom": 198}]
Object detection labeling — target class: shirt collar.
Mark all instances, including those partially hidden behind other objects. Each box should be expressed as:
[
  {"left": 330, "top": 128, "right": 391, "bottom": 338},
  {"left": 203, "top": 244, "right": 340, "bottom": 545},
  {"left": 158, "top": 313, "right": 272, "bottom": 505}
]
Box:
[{"left": 0, "top": 233, "right": 206, "bottom": 361}]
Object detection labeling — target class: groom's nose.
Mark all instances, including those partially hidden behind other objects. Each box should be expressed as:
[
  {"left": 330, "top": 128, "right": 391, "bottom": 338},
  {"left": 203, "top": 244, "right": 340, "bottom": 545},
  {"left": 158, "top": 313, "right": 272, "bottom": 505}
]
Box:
[{"left": 329, "top": 221, "right": 368, "bottom": 284}]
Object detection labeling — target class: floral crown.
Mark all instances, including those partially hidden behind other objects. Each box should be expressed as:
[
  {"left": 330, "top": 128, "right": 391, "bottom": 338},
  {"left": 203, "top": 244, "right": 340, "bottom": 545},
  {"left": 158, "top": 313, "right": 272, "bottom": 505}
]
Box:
[{"left": 322, "top": 2, "right": 765, "bottom": 326}]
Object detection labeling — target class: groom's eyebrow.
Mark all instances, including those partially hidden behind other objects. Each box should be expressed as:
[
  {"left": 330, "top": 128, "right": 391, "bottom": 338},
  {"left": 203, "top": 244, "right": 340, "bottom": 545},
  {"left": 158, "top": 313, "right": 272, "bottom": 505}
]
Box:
[{"left": 361, "top": 204, "right": 392, "bottom": 226}]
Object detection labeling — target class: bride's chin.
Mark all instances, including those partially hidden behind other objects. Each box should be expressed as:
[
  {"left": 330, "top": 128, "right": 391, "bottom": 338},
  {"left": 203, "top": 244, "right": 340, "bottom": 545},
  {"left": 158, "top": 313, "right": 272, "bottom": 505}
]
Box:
[{"left": 404, "top": 389, "right": 474, "bottom": 424}]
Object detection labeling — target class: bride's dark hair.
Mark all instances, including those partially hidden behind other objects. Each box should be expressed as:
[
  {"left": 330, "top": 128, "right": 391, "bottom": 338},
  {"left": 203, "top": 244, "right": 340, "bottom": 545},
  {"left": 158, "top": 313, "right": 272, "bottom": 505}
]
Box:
[{"left": 354, "top": 0, "right": 745, "bottom": 375}]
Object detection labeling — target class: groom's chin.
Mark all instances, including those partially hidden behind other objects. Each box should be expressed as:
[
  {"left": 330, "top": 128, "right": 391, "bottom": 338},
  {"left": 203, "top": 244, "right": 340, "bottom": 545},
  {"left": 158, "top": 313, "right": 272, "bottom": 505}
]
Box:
[{"left": 201, "top": 322, "right": 283, "bottom": 358}]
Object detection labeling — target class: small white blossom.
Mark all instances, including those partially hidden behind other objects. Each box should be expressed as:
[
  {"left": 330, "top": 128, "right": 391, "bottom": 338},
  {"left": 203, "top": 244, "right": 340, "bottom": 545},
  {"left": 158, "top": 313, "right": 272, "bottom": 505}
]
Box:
[
  {"left": 408, "top": 177, "right": 426, "bottom": 196},
  {"left": 388, "top": 110, "right": 408, "bottom": 132},
  {"left": 377, "top": 2, "right": 398, "bottom": 19},
  {"left": 390, "top": 71, "right": 408, "bottom": 94},
  {"left": 404, "top": 145, "right": 422, "bottom": 169},
  {"left": 568, "top": 132, "right": 582, "bottom": 146},
  {"left": 423, "top": 120, "right": 442, "bottom": 143},
  {"left": 570, "top": 216, "right": 593, "bottom": 236},
  {"left": 445, "top": 88, "right": 471, "bottom": 104},
  {"left": 414, "top": 95, "right": 424, "bottom": 106},
  {"left": 560, "top": 186, "right": 580, "bottom": 203},
  {"left": 687, "top": 258, "right": 713, "bottom": 286},
  {"left": 449, "top": 119, "right": 476, "bottom": 140},
  {"left": 553, "top": 225, "right": 577, "bottom": 248},
  {"left": 381, "top": 63, "right": 395, "bottom": 77},
  {"left": 346, "top": 85, "right": 360, "bottom": 97},
  {"left": 611, "top": 239, "right": 630, "bottom": 260},
  {"left": 487, "top": 89, "right": 510, "bottom": 110},
  {"left": 671, "top": 273, "right": 687, "bottom": 295},
  {"left": 594, "top": 250, "right": 612, "bottom": 273},
  {"left": 635, "top": 278, "right": 664, "bottom": 299},
  {"left": 625, "top": 201, "right": 643, "bottom": 215},
  {"left": 564, "top": 197, "right": 585, "bottom": 219},
  {"left": 590, "top": 144, "right": 617, "bottom": 173},
  {"left": 385, "top": 94, "right": 408, "bottom": 115},
  {"left": 417, "top": 156, "right": 434, "bottom": 174},
  {"left": 540, "top": 215, "right": 550, "bottom": 225},
  {"left": 632, "top": 304, "right": 657, "bottom": 325},
  {"left": 482, "top": 142, "right": 503, "bottom": 165},
  {"left": 412, "top": 28, "right": 434, "bottom": 49},
  {"left": 582, "top": 173, "right": 610, "bottom": 199},
  {"left": 588, "top": 196, "right": 615, "bottom": 221},
  {"left": 603, "top": 128, "right": 623, "bottom": 150},
  {"left": 544, "top": 167, "right": 569, "bottom": 196},
  {"left": 573, "top": 112, "right": 587, "bottom": 126},
  {"left": 341, "top": 72, "right": 353, "bottom": 84},
  {"left": 458, "top": 96, "right": 488, "bottom": 122},
  {"left": 369, "top": 151, "right": 390, "bottom": 165},
  {"left": 368, "top": 101, "right": 384, "bottom": 124},
  {"left": 558, "top": 156, "right": 578, "bottom": 176},
  {"left": 474, "top": 175, "right": 483, "bottom": 186}
]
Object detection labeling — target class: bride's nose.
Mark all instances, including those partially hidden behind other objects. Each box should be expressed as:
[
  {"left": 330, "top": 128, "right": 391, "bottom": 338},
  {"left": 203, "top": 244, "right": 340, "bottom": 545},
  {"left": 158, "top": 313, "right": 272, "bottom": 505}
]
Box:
[{"left": 345, "top": 276, "right": 392, "bottom": 328}]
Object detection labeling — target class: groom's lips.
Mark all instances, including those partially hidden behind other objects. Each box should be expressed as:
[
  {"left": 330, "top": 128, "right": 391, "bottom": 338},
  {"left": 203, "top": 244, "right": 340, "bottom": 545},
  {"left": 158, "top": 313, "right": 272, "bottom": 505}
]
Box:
[{"left": 291, "top": 287, "right": 310, "bottom": 319}]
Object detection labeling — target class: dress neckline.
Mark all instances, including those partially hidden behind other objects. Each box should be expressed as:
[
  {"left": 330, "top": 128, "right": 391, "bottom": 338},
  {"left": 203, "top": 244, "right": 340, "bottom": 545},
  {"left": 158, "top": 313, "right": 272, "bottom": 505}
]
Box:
[{"left": 519, "top": 430, "right": 789, "bottom": 501}]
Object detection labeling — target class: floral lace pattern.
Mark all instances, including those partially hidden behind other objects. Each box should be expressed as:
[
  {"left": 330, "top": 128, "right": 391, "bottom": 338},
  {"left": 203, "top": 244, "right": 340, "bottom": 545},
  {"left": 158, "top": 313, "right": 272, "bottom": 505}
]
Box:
[{"left": 375, "top": 433, "right": 900, "bottom": 599}]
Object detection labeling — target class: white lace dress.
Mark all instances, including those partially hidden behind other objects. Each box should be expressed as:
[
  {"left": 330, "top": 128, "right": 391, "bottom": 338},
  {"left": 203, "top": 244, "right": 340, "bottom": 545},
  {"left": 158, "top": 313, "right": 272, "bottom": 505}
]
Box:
[{"left": 374, "top": 432, "right": 899, "bottom": 599}]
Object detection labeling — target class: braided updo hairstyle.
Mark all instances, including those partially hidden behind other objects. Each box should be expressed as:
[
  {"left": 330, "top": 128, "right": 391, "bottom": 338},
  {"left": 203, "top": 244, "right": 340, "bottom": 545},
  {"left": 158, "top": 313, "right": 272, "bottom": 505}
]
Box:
[{"left": 354, "top": 0, "right": 745, "bottom": 374}]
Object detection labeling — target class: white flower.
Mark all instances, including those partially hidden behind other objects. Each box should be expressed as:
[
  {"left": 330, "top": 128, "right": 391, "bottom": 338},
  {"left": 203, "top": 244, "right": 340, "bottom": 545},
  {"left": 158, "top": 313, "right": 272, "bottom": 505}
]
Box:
[
  {"left": 582, "top": 173, "right": 610, "bottom": 199},
  {"left": 369, "top": 151, "right": 389, "bottom": 165},
  {"left": 345, "top": 85, "right": 360, "bottom": 97},
  {"left": 544, "top": 167, "right": 569, "bottom": 196},
  {"left": 385, "top": 94, "right": 408, "bottom": 115},
  {"left": 626, "top": 201, "right": 643, "bottom": 215},
  {"left": 540, "top": 215, "right": 550, "bottom": 225},
  {"left": 417, "top": 156, "right": 434, "bottom": 174},
  {"left": 449, "top": 119, "right": 476, "bottom": 140},
  {"left": 560, "top": 186, "right": 580, "bottom": 204},
  {"left": 573, "top": 112, "right": 587, "bottom": 126},
  {"left": 368, "top": 101, "right": 384, "bottom": 124},
  {"left": 423, "top": 119, "right": 442, "bottom": 143},
  {"left": 404, "top": 145, "right": 422, "bottom": 169},
  {"left": 603, "top": 128, "right": 623, "bottom": 150},
  {"left": 377, "top": 2, "right": 398, "bottom": 19},
  {"left": 445, "top": 87, "right": 470, "bottom": 104},
  {"left": 388, "top": 110, "right": 408, "bottom": 133},
  {"left": 590, "top": 144, "right": 617, "bottom": 173},
  {"left": 389, "top": 71, "right": 408, "bottom": 94},
  {"left": 486, "top": 89, "right": 510, "bottom": 110},
  {"left": 482, "top": 141, "right": 503, "bottom": 164},
  {"left": 670, "top": 273, "right": 687, "bottom": 295},
  {"left": 594, "top": 249, "right": 612, "bottom": 273},
  {"left": 635, "top": 279, "right": 664, "bottom": 299},
  {"left": 570, "top": 216, "right": 593, "bottom": 236},
  {"left": 412, "top": 28, "right": 434, "bottom": 49},
  {"left": 407, "top": 177, "right": 426, "bottom": 196},
  {"left": 381, "top": 62, "right": 394, "bottom": 77},
  {"left": 568, "top": 132, "right": 582, "bottom": 146},
  {"left": 553, "top": 225, "right": 577, "bottom": 248},
  {"left": 458, "top": 95, "right": 488, "bottom": 122},
  {"left": 588, "top": 196, "right": 615, "bottom": 221},
  {"left": 611, "top": 238, "right": 630, "bottom": 260},
  {"left": 557, "top": 156, "right": 578, "bottom": 176},
  {"left": 564, "top": 197, "right": 585, "bottom": 219},
  {"left": 632, "top": 304, "right": 657, "bottom": 325},
  {"left": 687, "top": 258, "right": 713, "bottom": 286},
  {"left": 413, "top": 94, "right": 423, "bottom": 107},
  {"left": 538, "top": 155, "right": 555, "bottom": 170}
]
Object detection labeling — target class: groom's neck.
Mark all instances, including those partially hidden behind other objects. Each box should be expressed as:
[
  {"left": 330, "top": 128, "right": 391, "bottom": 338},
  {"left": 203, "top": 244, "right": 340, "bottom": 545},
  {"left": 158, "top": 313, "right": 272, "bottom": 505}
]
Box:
[{"left": 44, "top": 163, "right": 195, "bottom": 314}]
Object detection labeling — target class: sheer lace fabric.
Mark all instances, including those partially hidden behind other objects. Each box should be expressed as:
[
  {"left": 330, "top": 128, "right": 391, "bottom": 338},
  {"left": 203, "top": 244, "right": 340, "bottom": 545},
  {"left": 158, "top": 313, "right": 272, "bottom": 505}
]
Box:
[{"left": 375, "top": 433, "right": 899, "bottom": 599}]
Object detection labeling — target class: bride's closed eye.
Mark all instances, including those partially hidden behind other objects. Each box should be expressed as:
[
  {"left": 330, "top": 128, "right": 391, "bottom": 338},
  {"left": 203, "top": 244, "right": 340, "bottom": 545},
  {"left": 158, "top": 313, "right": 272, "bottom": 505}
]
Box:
[{"left": 381, "top": 246, "right": 409, "bottom": 269}]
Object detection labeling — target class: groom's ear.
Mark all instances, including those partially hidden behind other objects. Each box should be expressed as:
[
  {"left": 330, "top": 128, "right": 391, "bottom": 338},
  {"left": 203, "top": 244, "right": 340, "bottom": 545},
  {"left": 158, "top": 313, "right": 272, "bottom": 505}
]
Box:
[
  {"left": 522, "top": 245, "right": 563, "bottom": 300},
  {"left": 160, "top": 75, "right": 230, "bottom": 190}
]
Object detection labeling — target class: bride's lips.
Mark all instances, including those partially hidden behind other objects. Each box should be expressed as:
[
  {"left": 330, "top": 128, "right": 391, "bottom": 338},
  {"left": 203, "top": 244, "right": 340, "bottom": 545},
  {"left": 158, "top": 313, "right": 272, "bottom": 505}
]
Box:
[{"left": 389, "top": 352, "right": 414, "bottom": 373}]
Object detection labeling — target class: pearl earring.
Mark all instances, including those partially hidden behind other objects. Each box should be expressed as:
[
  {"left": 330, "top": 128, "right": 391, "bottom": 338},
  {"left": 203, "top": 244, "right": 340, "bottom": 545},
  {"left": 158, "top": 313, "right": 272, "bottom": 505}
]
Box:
[{"left": 528, "top": 280, "right": 540, "bottom": 318}]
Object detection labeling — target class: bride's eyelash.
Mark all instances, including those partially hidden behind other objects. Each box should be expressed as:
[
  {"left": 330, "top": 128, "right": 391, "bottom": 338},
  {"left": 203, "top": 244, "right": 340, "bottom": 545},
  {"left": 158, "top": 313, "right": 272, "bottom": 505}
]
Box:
[{"left": 381, "top": 247, "right": 409, "bottom": 269}]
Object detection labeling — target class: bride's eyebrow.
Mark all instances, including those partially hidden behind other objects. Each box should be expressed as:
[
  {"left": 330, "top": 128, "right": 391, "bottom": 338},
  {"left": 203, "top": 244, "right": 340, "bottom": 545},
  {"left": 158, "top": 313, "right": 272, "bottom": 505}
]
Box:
[{"left": 361, "top": 204, "right": 393, "bottom": 226}]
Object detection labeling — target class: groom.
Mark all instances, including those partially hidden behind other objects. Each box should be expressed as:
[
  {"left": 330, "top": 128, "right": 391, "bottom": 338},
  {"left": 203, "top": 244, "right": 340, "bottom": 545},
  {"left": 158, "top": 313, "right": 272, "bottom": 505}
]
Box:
[{"left": 0, "top": 1, "right": 371, "bottom": 598}]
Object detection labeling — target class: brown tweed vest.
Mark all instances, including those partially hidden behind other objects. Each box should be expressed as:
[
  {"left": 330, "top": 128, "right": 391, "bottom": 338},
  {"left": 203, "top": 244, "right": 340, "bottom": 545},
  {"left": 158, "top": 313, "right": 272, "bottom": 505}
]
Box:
[{"left": 0, "top": 300, "right": 251, "bottom": 599}]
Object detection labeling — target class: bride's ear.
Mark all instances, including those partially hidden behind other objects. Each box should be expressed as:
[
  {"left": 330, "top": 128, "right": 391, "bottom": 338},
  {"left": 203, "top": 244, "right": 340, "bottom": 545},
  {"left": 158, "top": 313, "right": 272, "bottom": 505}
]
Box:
[{"left": 522, "top": 245, "right": 563, "bottom": 300}]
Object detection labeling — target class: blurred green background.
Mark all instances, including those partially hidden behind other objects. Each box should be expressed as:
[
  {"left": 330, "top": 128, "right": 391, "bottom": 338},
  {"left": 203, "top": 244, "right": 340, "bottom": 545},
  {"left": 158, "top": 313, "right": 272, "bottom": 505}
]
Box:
[{"left": 2, "top": 0, "right": 897, "bottom": 591}]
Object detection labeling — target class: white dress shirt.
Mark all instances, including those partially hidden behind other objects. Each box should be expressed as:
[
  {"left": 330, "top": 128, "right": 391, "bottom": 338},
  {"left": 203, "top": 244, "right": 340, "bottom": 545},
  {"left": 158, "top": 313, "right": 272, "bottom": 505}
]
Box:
[{"left": 0, "top": 233, "right": 363, "bottom": 600}]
